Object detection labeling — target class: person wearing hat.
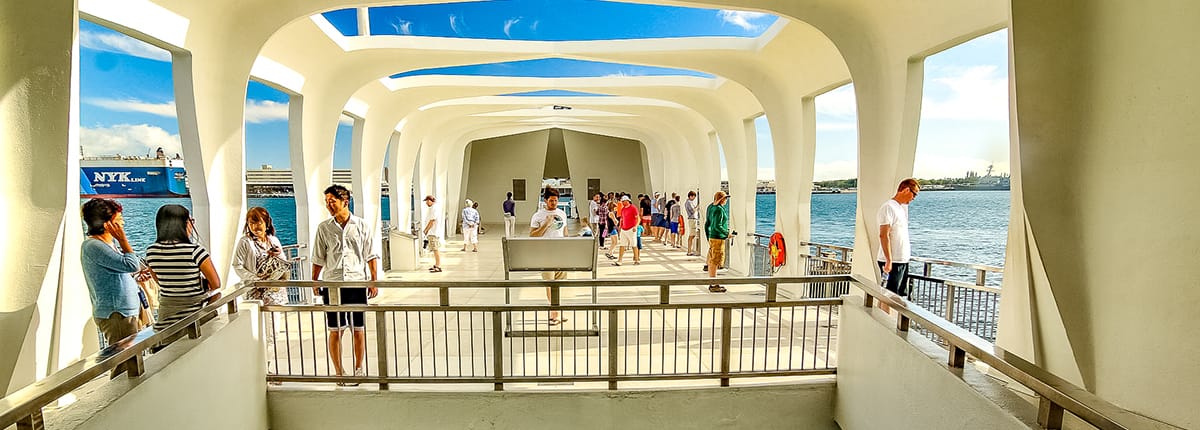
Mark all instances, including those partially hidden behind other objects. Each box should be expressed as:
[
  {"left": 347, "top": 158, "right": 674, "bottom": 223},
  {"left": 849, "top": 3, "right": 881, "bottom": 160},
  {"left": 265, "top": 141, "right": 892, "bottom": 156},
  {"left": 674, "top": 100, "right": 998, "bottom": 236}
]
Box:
[
  {"left": 704, "top": 191, "right": 730, "bottom": 292},
  {"left": 461, "top": 198, "right": 480, "bottom": 252},
  {"left": 614, "top": 195, "right": 641, "bottom": 266},
  {"left": 422, "top": 195, "right": 444, "bottom": 272}
]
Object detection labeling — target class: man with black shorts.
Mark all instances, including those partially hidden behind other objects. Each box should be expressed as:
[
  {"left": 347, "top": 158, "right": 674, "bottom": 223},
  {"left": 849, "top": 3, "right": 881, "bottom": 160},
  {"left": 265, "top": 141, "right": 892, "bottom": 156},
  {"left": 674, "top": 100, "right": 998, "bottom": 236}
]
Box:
[
  {"left": 877, "top": 178, "right": 920, "bottom": 313},
  {"left": 311, "top": 185, "right": 379, "bottom": 385}
]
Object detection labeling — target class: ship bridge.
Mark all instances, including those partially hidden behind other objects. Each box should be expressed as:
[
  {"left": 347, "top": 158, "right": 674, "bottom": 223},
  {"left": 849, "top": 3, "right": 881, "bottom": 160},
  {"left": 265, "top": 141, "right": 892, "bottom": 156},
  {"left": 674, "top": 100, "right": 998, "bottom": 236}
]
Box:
[{"left": 2, "top": 1, "right": 1198, "bottom": 429}]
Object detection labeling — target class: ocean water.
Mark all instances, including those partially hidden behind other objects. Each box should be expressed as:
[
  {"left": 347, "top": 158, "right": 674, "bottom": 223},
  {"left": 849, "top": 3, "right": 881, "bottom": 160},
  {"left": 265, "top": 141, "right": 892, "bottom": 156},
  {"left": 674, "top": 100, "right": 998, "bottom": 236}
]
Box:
[
  {"left": 90, "top": 192, "right": 1007, "bottom": 267},
  {"left": 754, "top": 191, "right": 1009, "bottom": 267}
]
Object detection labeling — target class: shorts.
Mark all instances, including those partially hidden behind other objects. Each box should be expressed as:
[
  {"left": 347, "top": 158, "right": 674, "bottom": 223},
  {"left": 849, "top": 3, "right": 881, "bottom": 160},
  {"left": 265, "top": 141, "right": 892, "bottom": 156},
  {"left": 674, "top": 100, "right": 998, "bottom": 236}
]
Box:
[
  {"left": 641, "top": 216, "right": 651, "bottom": 229},
  {"left": 707, "top": 238, "right": 726, "bottom": 269},
  {"left": 685, "top": 218, "right": 697, "bottom": 235},
  {"left": 878, "top": 262, "right": 911, "bottom": 297},
  {"left": 651, "top": 213, "right": 667, "bottom": 227},
  {"left": 320, "top": 287, "right": 367, "bottom": 329},
  {"left": 541, "top": 271, "right": 567, "bottom": 281},
  {"left": 618, "top": 228, "right": 637, "bottom": 248},
  {"left": 669, "top": 222, "right": 679, "bottom": 234},
  {"left": 427, "top": 235, "right": 443, "bottom": 251}
]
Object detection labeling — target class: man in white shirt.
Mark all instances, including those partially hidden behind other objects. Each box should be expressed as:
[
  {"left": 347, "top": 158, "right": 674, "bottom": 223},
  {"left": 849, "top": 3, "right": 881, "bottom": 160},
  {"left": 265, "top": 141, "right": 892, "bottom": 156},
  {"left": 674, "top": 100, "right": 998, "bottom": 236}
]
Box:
[
  {"left": 422, "top": 195, "right": 444, "bottom": 273},
  {"left": 877, "top": 178, "right": 920, "bottom": 313},
  {"left": 684, "top": 191, "right": 699, "bottom": 256},
  {"left": 311, "top": 185, "right": 379, "bottom": 384},
  {"left": 530, "top": 187, "right": 570, "bottom": 325},
  {"left": 588, "top": 193, "right": 601, "bottom": 233}
]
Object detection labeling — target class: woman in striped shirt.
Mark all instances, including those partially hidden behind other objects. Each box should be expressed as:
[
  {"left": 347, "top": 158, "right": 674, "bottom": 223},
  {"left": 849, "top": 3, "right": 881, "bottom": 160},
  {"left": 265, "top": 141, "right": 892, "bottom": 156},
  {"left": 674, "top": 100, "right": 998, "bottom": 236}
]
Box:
[{"left": 145, "top": 204, "right": 221, "bottom": 331}]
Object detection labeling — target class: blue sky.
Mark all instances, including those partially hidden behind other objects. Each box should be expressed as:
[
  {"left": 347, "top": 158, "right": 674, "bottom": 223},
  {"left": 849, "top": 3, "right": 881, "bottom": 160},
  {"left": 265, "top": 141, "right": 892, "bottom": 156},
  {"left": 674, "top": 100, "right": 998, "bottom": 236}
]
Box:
[
  {"left": 79, "top": 11, "right": 1008, "bottom": 182},
  {"left": 323, "top": 0, "right": 776, "bottom": 40}
]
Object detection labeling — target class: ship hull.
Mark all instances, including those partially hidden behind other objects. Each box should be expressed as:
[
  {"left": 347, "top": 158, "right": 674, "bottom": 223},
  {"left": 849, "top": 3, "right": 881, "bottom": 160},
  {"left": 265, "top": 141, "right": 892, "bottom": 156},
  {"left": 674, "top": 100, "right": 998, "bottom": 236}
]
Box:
[{"left": 80, "top": 166, "right": 189, "bottom": 198}]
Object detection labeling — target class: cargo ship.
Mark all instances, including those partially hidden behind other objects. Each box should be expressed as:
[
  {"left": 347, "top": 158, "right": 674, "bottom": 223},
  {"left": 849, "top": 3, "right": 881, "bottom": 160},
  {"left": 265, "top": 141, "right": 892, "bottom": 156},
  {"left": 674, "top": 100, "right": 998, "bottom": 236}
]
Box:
[{"left": 80, "top": 148, "right": 189, "bottom": 198}]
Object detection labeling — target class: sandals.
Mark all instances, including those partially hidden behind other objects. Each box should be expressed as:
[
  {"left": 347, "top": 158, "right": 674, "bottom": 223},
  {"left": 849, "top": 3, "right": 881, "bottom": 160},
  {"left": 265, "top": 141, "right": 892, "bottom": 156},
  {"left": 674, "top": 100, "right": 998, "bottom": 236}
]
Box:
[
  {"left": 612, "top": 262, "right": 621, "bottom": 266},
  {"left": 429, "top": 266, "right": 443, "bottom": 273},
  {"left": 708, "top": 285, "right": 727, "bottom": 293},
  {"left": 548, "top": 317, "right": 568, "bottom": 326}
]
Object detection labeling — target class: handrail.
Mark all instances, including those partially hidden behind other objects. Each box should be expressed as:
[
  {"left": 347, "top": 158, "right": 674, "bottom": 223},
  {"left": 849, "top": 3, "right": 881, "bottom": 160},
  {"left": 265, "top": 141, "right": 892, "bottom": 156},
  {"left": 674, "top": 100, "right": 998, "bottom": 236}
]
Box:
[
  {"left": 909, "top": 256, "right": 1002, "bottom": 273},
  {"left": 852, "top": 274, "right": 1153, "bottom": 430},
  {"left": 0, "top": 287, "right": 250, "bottom": 428},
  {"left": 1, "top": 274, "right": 1154, "bottom": 430}
]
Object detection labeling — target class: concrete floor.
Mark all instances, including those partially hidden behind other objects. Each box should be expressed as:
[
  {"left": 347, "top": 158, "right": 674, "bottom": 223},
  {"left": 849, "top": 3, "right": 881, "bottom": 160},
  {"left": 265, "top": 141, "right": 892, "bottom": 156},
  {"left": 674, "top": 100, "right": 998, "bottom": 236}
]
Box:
[{"left": 266, "top": 225, "right": 839, "bottom": 389}]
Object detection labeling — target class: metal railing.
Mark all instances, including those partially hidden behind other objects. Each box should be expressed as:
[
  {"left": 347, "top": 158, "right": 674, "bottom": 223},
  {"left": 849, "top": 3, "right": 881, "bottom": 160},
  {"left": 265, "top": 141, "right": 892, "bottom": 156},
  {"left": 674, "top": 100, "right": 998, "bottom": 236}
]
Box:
[
  {"left": 858, "top": 275, "right": 1154, "bottom": 430},
  {"left": 906, "top": 257, "right": 1003, "bottom": 343},
  {"left": 792, "top": 241, "right": 1003, "bottom": 343},
  {"left": 279, "top": 243, "right": 310, "bottom": 304},
  {"left": 748, "top": 233, "right": 773, "bottom": 276},
  {"left": 0, "top": 275, "right": 1156, "bottom": 430}
]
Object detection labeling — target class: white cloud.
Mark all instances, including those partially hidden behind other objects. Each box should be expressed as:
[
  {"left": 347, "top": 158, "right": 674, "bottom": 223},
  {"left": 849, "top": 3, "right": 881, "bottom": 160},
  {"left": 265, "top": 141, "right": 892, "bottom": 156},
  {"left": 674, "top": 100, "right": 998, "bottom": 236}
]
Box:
[
  {"left": 816, "top": 122, "right": 856, "bottom": 132},
  {"left": 921, "top": 65, "right": 1008, "bottom": 121},
  {"left": 391, "top": 18, "right": 413, "bottom": 35},
  {"left": 815, "top": 85, "right": 857, "bottom": 117},
  {"left": 79, "top": 30, "right": 171, "bottom": 62},
  {"left": 718, "top": 10, "right": 769, "bottom": 31},
  {"left": 85, "top": 98, "right": 177, "bottom": 117},
  {"left": 813, "top": 160, "right": 858, "bottom": 181},
  {"left": 503, "top": 18, "right": 520, "bottom": 38},
  {"left": 244, "top": 99, "right": 289, "bottom": 123},
  {"left": 81, "top": 124, "right": 182, "bottom": 157},
  {"left": 756, "top": 168, "right": 774, "bottom": 180}
]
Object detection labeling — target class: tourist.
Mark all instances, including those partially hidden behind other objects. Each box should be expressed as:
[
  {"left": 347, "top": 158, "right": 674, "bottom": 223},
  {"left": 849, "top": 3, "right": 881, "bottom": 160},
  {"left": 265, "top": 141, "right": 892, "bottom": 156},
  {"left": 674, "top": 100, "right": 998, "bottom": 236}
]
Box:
[
  {"left": 595, "top": 194, "right": 610, "bottom": 249},
  {"left": 604, "top": 198, "right": 619, "bottom": 259},
  {"left": 877, "top": 178, "right": 920, "bottom": 313},
  {"left": 652, "top": 192, "right": 669, "bottom": 243},
  {"left": 704, "top": 191, "right": 730, "bottom": 292},
  {"left": 588, "top": 193, "right": 602, "bottom": 234},
  {"left": 423, "top": 195, "right": 444, "bottom": 272},
  {"left": 639, "top": 194, "right": 652, "bottom": 235},
  {"left": 461, "top": 199, "right": 480, "bottom": 252},
  {"left": 502, "top": 192, "right": 516, "bottom": 238},
  {"left": 473, "top": 200, "right": 484, "bottom": 235},
  {"left": 530, "top": 186, "right": 570, "bottom": 325},
  {"left": 311, "top": 185, "right": 380, "bottom": 385},
  {"left": 684, "top": 191, "right": 699, "bottom": 256},
  {"left": 668, "top": 195, "right": 683, "bottom": 248},
  {"left": 614, "top": 196, "right": 641, "bottom": 266},
  {"left": 231, "top": 207, "right": 291, "bottom": 381},
  {"left": 146, "top": 204, "right": 222, "bottom": 330},
  {"left": 80, "top": 199, "right": 146, "bottom": 363}
]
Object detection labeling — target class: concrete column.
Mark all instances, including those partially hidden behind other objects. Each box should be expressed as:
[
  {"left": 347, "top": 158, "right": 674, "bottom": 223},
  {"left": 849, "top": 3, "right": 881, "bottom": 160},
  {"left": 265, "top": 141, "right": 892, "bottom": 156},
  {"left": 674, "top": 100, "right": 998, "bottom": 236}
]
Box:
[
  {"left": 1002, "top": 2, "right": 1200, "bottom": 427},
  {"left": 287, "top": 95, "right": 312, "bottom": 278},
  {"left": 0, "top": 0, "right": 82, "bottom": 394},
  {"left": 347, "top": 116, "right": 366, "bottom": 218},
  {"left": 848, "top": 59, "right": 924, "bottom": 279},
  {"left": 761, "top": 92, "right": 818, "bottom": 277},
  {"left": 292, "top": 96, "right": 342, "bottom": 257},
  {"left": 355, "top": 117, "right": 391, "bottom": 264}
]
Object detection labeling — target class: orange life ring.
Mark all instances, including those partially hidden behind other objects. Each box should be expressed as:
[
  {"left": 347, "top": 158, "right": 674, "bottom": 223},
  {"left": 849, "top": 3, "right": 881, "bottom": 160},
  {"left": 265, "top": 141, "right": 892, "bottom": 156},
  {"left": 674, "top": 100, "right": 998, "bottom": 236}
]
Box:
[{"left": 768, "top": 232, "right": 787, "bottom": 268}]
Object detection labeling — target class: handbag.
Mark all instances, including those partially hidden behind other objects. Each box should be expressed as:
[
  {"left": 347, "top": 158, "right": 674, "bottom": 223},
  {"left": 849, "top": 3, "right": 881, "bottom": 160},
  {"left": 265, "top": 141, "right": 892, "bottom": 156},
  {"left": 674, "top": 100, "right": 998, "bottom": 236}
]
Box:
[{"left": 253, "top": 240, "right": 292, "bottom": 286}]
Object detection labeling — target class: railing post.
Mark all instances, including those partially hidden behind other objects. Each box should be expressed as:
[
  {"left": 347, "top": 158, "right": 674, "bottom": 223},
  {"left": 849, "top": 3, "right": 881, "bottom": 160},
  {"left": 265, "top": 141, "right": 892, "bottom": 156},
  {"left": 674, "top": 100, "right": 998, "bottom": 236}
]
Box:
[
  {"left": 659, "top": 284, "right": 670, "bottom": 304},
  {"left": 439, "top": 287, "right": 450, "bottom": 306},
  {"left": 923, "top": 262, "right": 932, "bottom": 277},
  {"left": 765, "top": 282, "right": 777, "bottom": 303},
  {"left": 16, "top": 409, "right": 43, "bottom": 430},
  {"left": 607, "top": 310, "right": 619, "bottom": 390},
  {"left": 1038, "top": 396, "right": 1065, "bottom": 430},
  {"left": 720, "top": 308, "right": 732, "bottom": 387},
  {"left": 186, "top": 321, "right": 201, "bottom": 339},
  {"left": 375, "top": 311, "right": 389, "bottom": 390},
  {"left": 227, "top": 297, "right": 239, "bottom": 314},
  {"left": 976, "top": 269, "right": 986, "bottom": 287},
  {"left": 549, "top": 286, "right": 560, "bottom": 306},
  {"left": 896, "top": 313, "right": 910, "bottom": 332},
  {"left": 863, "top": 294, "right": 875, "bottom": 308},
  {"left": 948, "top": 345, "right": 966, "bottom": 369},
  {"left": 945, "top": 284, "right": 957, "bottom": 324},
  {"left": 492, "top": 312, "right": 504, "bottom": 391},
  {"left": 120, "top": 352, "right": 145, "bottom": 378}
]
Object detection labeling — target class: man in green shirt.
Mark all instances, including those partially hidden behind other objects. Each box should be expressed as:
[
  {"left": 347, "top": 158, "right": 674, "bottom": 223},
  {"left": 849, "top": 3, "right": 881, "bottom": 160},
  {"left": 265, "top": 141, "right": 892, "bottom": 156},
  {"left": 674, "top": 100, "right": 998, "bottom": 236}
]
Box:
[{"left": 704, "top": 191, "right": 730, "bottom": 292}]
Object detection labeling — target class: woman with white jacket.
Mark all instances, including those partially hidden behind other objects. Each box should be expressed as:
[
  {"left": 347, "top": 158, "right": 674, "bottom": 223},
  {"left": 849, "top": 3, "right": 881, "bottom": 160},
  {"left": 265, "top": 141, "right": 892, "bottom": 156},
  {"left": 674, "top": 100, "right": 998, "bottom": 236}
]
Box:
[{"left": 231, "top": 207, "right": 292, "bottom": 379}]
